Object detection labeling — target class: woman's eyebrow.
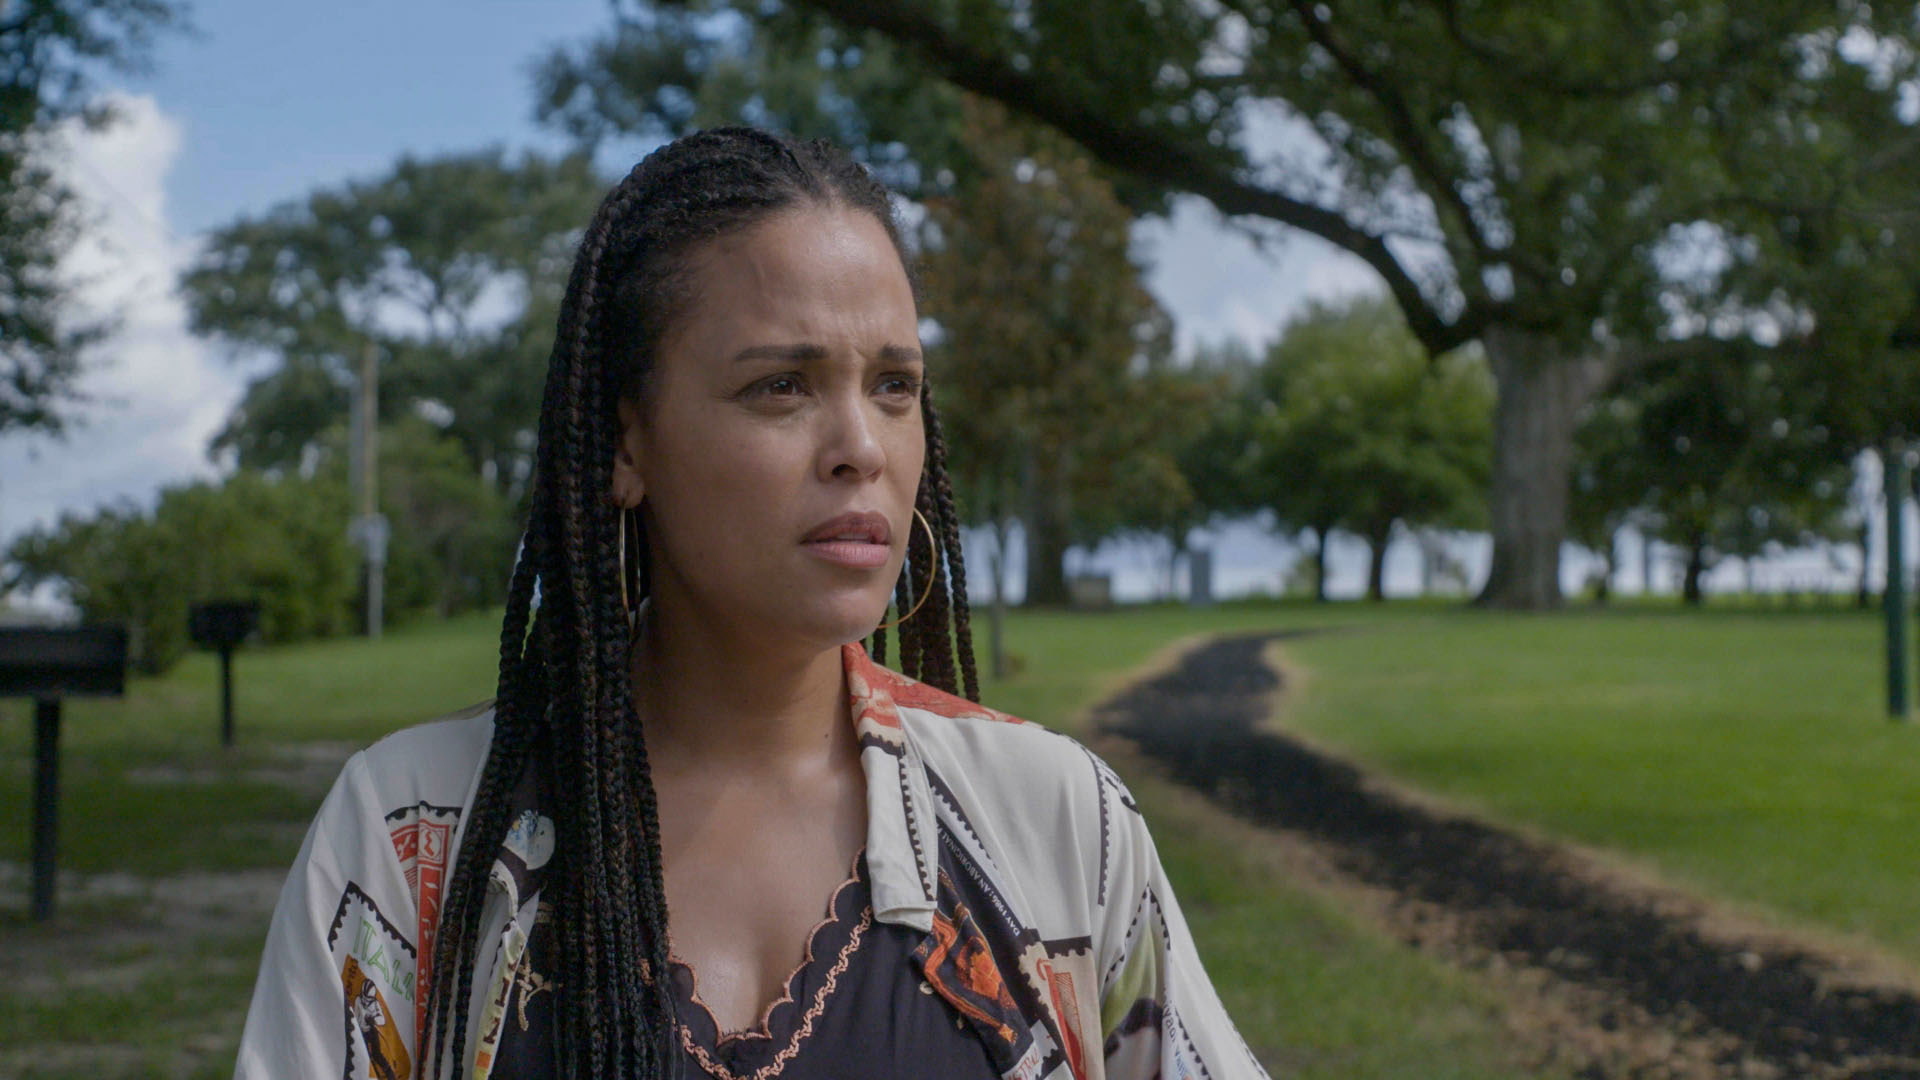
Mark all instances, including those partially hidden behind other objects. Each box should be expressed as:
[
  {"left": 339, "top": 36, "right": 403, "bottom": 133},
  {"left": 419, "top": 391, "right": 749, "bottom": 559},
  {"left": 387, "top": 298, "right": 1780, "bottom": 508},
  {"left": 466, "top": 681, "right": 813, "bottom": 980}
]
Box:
[
  {"left": 730, "top": 343, "right": 828, "bottom": 364},
  {"left": 728, "top": 343, "right": 924, "bottom": 364}
]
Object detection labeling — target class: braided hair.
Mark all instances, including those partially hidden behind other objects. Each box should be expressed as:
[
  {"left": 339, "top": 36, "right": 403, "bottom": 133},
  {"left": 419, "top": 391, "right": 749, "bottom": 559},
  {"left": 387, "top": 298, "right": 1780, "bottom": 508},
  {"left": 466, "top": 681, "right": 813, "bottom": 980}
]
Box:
[{"left": 424, "top": 127, "right": 978, "bottom": 1078}]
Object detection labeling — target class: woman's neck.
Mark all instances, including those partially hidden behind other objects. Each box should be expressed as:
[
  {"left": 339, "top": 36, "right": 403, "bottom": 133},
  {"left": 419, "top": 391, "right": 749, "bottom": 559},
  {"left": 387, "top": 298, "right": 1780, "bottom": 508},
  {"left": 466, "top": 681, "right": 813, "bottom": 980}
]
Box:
[{"left": 628, "top": 596, "right": 854, "bottom": 775}]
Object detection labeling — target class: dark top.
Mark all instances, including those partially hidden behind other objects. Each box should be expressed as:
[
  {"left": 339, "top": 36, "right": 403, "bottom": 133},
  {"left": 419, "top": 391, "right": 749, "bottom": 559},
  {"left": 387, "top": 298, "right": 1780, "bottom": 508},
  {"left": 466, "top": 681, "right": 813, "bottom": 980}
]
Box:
[{"left": 488, "top": 851, "right": 1001, "bottom": 1079}]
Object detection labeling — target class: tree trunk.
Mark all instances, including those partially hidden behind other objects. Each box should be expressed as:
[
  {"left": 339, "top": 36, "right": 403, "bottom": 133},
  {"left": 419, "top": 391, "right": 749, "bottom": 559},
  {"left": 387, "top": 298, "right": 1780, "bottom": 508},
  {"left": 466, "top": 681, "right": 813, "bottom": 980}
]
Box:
[
  {"left": 1365, "top": 523, "right": 1391, "bottom": 602},
  {"left": 1683, "top": 535, "right": 1709, "bottom": 606},
  {"left": 1858, "top": 513, "right": 1875, "bottom": 610},
  {"left": 1163, "top": 529, "right": 1185, "bottom": 601},
  {"left": 1593, "top": 523, "right": 1621, "bottom": 606},
  {"left": 1477, "top": 328, "right": 1616, "bottom": 610},
  {"left": 988, "top": 515, "right": 1010, "bottom": 679},
  {"left": 1023, "top": 453, "right": 1071, "bottom": 606},
  {"left": 1312, "top": 526, "right": 1330, "bottom": 604}
]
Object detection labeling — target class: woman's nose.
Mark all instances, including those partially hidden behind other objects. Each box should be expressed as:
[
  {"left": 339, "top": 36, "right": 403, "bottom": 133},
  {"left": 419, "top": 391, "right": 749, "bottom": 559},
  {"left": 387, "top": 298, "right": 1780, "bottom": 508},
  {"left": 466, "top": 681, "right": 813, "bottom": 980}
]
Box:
[{"left": 820, "top": 392, "right": 888, "bottom": 482}]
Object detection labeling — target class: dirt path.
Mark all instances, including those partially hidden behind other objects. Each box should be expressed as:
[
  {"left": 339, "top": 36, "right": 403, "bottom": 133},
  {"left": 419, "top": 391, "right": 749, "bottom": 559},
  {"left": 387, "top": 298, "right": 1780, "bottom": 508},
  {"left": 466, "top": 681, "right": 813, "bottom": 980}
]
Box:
[{"left": 1095, "top": 632, "right": 1920, "bottom": 1080}]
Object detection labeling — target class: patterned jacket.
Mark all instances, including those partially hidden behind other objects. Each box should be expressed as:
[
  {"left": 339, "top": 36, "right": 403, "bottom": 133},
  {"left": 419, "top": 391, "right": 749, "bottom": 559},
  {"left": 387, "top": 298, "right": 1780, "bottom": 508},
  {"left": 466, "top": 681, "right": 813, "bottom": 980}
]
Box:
[{"left": 234, "top": 642, "right": 1271, "bottom": 1080}]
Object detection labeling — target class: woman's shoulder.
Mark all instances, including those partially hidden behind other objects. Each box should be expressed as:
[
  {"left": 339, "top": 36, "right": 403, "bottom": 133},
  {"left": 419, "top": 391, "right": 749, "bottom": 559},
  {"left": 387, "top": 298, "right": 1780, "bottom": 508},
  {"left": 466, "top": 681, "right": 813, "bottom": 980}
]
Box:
[
  {"left": 356, "top": 700, "right": 496, "bottom": 774},
  {"left": 882, "top": 673, "right": 1118, "bottom": 815},
  {"left": 318, "top": 701, "right": 498, "bottom": 831}
]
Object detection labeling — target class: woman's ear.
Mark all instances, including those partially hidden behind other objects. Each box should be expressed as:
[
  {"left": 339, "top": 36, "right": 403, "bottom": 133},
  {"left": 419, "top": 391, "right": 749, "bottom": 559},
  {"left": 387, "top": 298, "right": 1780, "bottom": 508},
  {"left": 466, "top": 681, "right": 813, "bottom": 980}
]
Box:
[{"left": 609, "top": 397, "right": 646, "bottom": 509}]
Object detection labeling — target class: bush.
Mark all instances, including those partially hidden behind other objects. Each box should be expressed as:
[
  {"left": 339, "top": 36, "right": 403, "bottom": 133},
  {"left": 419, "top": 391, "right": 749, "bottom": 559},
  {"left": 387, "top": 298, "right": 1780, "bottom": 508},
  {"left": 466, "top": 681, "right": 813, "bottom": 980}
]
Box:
[
  {"left": 5, "top": 471, "right": 358, "bottom": 674},
  {"left": 372, "top": 418, "right": 519, "bottom": 620}
]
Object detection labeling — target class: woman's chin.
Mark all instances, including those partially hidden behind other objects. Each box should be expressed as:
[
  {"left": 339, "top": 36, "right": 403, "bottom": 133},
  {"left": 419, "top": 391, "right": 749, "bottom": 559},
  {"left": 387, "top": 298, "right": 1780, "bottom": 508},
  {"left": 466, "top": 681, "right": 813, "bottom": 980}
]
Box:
[{"left": 766, "top": 594, "right": 896, "bottom": 650}]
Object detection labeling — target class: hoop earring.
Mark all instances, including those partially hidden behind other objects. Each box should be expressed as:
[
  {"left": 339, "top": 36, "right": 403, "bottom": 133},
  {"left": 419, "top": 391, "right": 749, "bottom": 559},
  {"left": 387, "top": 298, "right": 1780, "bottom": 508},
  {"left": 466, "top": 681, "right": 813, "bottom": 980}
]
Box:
[
  {"left": 875, "top": 508, "right": 938, "bottom": 633},
  {"left": 618, "top": 505, "right": 637, "bottom": 638}
]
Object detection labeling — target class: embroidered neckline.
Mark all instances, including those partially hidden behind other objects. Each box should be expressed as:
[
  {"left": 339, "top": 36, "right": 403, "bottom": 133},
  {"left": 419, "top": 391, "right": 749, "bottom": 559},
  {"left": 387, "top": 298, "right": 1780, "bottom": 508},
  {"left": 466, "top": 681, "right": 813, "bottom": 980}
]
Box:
[{"left": 668, "top": 846, "right": 869, "bottom": 1054}]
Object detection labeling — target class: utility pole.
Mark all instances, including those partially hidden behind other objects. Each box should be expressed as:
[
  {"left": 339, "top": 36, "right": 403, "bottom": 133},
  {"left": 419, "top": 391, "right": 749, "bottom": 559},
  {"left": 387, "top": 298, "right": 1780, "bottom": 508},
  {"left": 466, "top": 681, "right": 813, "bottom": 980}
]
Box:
[
  {"left": 349, "top": 342, "right": 387, "bottom": 639},
  {"left": 1887, "top": 441, "right": 1912, "bottom": 721}
]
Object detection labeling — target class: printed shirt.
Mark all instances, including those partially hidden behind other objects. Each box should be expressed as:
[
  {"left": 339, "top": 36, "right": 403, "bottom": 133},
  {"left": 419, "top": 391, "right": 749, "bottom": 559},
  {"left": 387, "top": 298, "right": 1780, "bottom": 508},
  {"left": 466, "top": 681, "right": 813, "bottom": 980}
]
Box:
[{"left": 233, "top": 642, "right": 1272, "bottom": 1080}]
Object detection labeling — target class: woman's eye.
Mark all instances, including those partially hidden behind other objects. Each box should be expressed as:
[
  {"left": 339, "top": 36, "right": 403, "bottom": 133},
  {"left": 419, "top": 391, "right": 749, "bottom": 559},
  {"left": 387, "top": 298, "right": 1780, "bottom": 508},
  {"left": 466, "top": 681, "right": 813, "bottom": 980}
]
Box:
[
  {"left": 877, "top": 374, "right": 923, "bottom": 398},
  {"left": 749, "top": 374, "right": 805, "bottom": 398}
]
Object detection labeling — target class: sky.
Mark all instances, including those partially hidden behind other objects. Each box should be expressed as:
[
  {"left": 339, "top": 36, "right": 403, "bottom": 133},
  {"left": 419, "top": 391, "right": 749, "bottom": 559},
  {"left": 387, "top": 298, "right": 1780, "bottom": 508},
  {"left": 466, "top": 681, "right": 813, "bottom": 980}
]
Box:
[{"left": 0, "top": 0, "right": 1904, "bottom": 604}]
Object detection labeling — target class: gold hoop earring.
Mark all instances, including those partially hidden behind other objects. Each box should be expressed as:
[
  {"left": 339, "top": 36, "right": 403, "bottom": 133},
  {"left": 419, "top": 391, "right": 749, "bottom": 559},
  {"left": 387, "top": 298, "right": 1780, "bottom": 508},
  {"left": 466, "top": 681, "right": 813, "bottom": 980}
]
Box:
[
  {"left": 875, "top": 508, "right": 938, "bottom": 633},
  {"left": 618, "top": 506, "right": 637, "bottom": 638}
]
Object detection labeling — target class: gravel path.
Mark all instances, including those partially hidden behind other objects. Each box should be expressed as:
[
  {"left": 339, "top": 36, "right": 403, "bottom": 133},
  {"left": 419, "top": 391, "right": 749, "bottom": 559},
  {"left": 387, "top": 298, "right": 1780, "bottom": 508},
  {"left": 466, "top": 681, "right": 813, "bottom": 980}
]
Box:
[{"left": 1096, "top": 632, "right": 1920, "bottom": 1080}]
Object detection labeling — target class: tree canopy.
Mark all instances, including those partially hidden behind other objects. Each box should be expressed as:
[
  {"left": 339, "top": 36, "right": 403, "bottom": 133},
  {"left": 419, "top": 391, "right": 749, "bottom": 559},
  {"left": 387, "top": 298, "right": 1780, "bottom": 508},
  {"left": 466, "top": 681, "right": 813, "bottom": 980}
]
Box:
[
  {"left": 1573, "top": 349, "right": 1853, "bottom": 603},
  {"left": 742, "top": 0, "right": 1914, "bottom": 608},
  {"left": 1239, "top": 296, "right": 1492, "bottom": 601},
  {"left": 1, "top": 0, "right": 183, "bottom": 435},
  {"left": 180, "top": 149, "right": 606, "bottom": 491},
  {"left": 918, "top": 98, "right": 1179, "bottom": 605}
]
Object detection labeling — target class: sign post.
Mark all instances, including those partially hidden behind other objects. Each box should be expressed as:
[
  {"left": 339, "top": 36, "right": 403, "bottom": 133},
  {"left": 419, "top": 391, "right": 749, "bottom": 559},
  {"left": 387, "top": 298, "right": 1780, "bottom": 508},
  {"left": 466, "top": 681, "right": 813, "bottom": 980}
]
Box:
[
  {"left": 1889, "top": 443, "right": 1913, "bottom": 721},
  {"left": 189, "top": 601, "right": 259, "bottom": 747},
  {"left": 0, "top": 625, "right": 128, "bottom": 921},
  {"left": 32, "top": 698, "right": 60, "bottom": 921}
]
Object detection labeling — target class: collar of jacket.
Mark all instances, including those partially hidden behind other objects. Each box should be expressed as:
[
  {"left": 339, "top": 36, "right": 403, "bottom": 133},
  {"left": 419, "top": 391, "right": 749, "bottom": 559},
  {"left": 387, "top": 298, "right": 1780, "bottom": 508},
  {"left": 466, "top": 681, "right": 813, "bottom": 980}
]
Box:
[{"left": 842, "top": 640, "right": 940, "bottom": 932}]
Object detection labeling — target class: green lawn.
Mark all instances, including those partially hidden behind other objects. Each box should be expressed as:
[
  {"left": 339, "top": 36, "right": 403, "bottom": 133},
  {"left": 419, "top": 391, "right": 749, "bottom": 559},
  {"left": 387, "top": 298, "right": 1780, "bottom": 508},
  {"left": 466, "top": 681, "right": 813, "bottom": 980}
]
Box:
[
  {"left": 13, "top": 597, "right": 1906, "bottom": 1076},
  {"left": 1274, "top": 605, "right": 1920, "bottom": 968},
  {"left": 1, "top": 599, "right": 1561, "bottom": 1077}
]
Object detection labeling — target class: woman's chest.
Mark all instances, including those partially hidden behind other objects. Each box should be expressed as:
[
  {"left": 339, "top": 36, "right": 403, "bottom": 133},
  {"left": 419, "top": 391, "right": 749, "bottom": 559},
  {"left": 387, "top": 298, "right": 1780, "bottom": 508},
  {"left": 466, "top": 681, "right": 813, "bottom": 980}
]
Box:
[{"left": 486, "top": 858, "right": 1003, "bottom": 1080}]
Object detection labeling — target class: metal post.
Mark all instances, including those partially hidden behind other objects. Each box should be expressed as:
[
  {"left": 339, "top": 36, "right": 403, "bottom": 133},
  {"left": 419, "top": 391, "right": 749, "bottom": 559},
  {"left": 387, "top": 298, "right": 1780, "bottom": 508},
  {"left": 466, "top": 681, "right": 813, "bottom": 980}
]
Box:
[
  {"left": 359, "top": 342, "right": 384, "bottom": 640},
  {"left": 31, "top": 698, "right": 61, "bottom": 921},
  {"left": 1888, "top": 443, "right": 1912, "bottom": 721},
  {"left": 220, "top": 646, "right": 235, "bottom": 747}
]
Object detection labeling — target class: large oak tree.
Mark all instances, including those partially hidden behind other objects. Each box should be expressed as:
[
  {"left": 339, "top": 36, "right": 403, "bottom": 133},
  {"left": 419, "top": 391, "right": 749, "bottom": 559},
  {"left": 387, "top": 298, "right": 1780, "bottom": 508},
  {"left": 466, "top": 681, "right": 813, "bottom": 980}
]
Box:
[{"left": 743, "top": 0, "right": 1908, "bottom": 608}]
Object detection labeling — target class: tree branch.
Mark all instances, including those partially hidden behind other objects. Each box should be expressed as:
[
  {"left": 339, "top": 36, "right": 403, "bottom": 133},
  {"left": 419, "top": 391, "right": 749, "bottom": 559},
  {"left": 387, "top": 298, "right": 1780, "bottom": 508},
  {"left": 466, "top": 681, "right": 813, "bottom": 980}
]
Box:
[
  {"left": 788, "top": 0, "right": 1487, "bottom": 354},
  {"left": 1429, "top": 0, "right": 1731, "bottom": 99},
  {"left": 1276, "top": 0, "right": 1499, "bottom": 272}
]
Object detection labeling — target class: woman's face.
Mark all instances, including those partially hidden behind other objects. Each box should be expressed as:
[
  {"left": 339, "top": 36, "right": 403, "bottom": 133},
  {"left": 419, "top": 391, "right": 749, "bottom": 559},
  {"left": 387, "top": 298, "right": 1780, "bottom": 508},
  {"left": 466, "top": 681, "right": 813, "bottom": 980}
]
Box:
[{"left": 610, "top": 205, "right": 926, "bottom": 651}]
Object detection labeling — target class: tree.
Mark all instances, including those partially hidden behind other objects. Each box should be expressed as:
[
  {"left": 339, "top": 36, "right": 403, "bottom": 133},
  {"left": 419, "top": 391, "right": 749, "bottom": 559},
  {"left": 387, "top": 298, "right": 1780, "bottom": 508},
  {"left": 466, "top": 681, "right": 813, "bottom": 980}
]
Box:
[
  {"left": 741, "top": 0, "right": 1910, "bottom": 608},
  {"left": 363, "top": 418, "right": 521, "bottom": 618},
  {"left": 4, "top": 471, "right": 358, "bottom": 673},
  {"left": 918, "top": 99, "right": 1176, "bottom": 606},
  {"left": 181, "top": 149, "right": 607, "bottom": 493},
  {"left": 1241, "top": 297, "right": 1492, "bottom": 602},
  {"left": 1572, "top": 350, "right": 1852, "bottom": 604},
  {"left": 1108, "top": 347, "right": 1250, "bottom": 597},
  {"left": 1, "top": 0, "right": 182, "bottom": 434}
]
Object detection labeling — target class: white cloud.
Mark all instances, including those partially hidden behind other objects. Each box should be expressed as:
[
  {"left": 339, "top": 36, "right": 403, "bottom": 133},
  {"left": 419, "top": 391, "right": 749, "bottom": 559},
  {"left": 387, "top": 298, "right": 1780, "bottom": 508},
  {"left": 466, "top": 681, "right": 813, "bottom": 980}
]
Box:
[
  {"left": 0, "top": 94, "right": 246, "bottom": 545},
  {"left": 1136, "top": 195, "right": 1383, "bottom": 357}
]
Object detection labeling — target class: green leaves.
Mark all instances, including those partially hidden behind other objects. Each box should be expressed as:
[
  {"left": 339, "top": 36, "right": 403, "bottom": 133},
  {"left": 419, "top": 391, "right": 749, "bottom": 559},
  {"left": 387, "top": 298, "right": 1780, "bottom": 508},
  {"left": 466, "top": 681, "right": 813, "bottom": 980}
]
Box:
[
  {"left": 917, "top": 100, "right": 1190, "bottom": 598},
  {"left": 5, "top": 471, "right": 357, "bottom": 674},
  {"left": 0, "top": 0, "right": 184, "bottom": 436},
  {"left": 1572, "top": 347, "right": 1853, "bottom": 579},
  {"left": 180, "top": 149, "right": 607, "bottom": 483},
  {"left": 1241, "top": 296, "right": 1494, "bottom": 554}
]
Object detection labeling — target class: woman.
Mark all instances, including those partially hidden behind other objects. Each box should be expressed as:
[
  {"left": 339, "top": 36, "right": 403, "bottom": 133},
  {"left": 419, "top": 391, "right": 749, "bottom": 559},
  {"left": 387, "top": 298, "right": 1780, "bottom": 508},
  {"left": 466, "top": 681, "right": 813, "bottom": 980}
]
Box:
[{"left": 236, "top": 127, "right": 1266, "bottom": 1080}]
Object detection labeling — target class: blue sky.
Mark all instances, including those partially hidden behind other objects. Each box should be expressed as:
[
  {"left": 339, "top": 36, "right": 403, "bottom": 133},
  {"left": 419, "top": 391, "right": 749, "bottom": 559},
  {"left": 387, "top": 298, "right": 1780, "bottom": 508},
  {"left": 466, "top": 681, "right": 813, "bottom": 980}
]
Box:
[{"left": 124, "top": 0, "right": 607, "bottom": 235}]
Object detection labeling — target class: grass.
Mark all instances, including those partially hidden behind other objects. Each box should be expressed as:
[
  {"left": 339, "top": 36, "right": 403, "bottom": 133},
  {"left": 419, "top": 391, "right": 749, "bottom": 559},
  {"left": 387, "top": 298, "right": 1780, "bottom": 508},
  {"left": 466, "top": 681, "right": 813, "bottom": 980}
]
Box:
[
  {"left": 1122, "top": 758, "right": 1559, "bottom": 1079},
  {"left": 1274, "top": 605, "right": 1920, "bottom": 967},
  {"left": 7, "top": 595, "right": 1908, "bottom": 1075},
  {"left": 0, "top": 598, "right": 1553, "bottom": 1077}
]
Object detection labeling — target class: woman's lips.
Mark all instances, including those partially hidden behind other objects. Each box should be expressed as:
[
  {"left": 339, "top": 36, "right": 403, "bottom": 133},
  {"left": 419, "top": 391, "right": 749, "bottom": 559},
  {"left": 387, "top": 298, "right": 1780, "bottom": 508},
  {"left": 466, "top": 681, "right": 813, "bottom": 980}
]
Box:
[
  {"left": 802, "top": 538, "right": 893, "bottom": 568},
  {"left": 800, "top": 510, "right": 893, "bottom": 568}
]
